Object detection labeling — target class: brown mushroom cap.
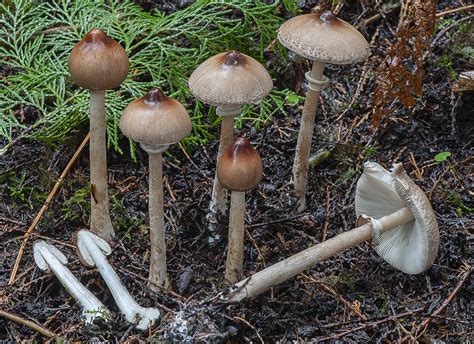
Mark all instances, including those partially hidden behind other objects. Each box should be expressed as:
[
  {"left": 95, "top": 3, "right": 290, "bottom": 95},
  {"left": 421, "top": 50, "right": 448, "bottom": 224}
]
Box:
[
  {"left": 120, "top": 89, "right": 192, "bottom": 147},
  {"left": 68, "top": 29, "right": 129, "bottom": 90},
  {"left": 188, "top": 51, "right": 273, "bottom": 106},
  {"left": 278, "top": 11, "right": 370, "bottom": 64},
  {"left": 217, "top": 137, "right": 263, "bottom": 192}
]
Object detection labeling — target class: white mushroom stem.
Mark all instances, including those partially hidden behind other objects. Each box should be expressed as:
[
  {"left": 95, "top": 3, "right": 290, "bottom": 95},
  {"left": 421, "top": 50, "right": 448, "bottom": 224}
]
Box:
[
  {"left": 226, "top": 207, "right": 414, "bottom": 302},
  {"left": 225, "top": 191, "right": 246, "bottom": 284},
  {"left": 89, "top": 90, "right": 114, "bottom": 241},
  {"left": 76, "top": 230, "right": 160, "bottom": 330},
  {"left": 208, "top": 105, "right": 242, "bottom": 231},
  {"left": 143, "top": 144, "right": 170, "bottom": 290},
  {"left": 33, "top": 241, "right": 109, "bottom": 323},
  {"left": 292, "top": 61, "right": 327, "bottom": 212}
]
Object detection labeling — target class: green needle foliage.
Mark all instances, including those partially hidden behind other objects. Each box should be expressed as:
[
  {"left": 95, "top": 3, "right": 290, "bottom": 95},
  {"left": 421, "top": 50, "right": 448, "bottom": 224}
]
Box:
[{"left": 0, "top": 0, "right": 299, "bottom": 157}]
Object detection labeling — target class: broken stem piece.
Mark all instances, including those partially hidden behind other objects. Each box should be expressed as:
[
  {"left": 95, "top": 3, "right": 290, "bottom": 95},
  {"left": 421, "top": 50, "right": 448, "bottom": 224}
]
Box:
[
  {"left": 76, "top": 230, "right": 160, "bottom": 330},
  {"left": 33, "top": 240, "right": 109, "bottom": 323}
]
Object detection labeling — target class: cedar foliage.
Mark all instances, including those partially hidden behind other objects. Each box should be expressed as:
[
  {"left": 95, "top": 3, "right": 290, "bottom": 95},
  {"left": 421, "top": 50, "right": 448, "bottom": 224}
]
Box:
[{"left": 372, "top": 0, "right": 437, "bottom": 127}]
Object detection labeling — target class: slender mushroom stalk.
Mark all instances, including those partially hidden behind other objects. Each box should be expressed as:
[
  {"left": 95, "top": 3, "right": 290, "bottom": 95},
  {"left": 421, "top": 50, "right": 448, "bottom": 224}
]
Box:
[
  {"left": 217, "top": 138, "right": 263, "bottom": 284},
  {"left": 76, "top": 230, "right": 161, "bottom": 330},
  {"left": 69, "top": 29, "right": 129, "bottom": 241},
  {"left": 33, "top": 241, "right": 110, "bottom": 323},
  {"left": 208, "top": 105, "right": 242, "bottom": 231},
  {"left": 225, "top": 162, "right": 439, "bottom": 302},
  {"left": 278, "top": 11, "right": 370, "bottom": 212},
  {"left": 120, "top": 89, "right": 192, "bottom": 290},
  {"left": 188, "top": 51, "right": 272, "bottom": 232}
]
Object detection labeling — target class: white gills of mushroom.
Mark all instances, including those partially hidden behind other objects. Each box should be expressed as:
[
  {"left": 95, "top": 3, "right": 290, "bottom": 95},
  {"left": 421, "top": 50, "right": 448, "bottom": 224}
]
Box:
[{"left": 355, "top": 162, "right": 439, "bottom": 274}]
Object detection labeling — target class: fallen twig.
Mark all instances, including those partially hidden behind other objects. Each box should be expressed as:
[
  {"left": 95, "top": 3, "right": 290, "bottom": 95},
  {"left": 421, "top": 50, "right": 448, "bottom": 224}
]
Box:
[
  {"left": 317, "top": 307, "right": 424, "bottom": 342},
  {"left": 0, "top": 309, "right": 56, "bottom": 338},
  {"left": 8, "top": 132, "right": 90, "bottom": 285},
  {"left": 436, "top": 4, "right": 474, "bottom": 17},
  {"left": 414, "top": 266, "right": 472, "bottom": 340}
]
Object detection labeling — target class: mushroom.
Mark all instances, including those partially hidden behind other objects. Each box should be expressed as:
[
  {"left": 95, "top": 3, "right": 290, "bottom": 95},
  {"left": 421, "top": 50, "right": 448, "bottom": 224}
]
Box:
[
  {"left": 278, "top": 11, "right": 370, "bottom": 211},
  {"left": 120, "top": 88, "right": 192, "bottom": 290},
  {"left": 69, "top": 29, "right": 129, "bottom": 241},
  {"left": 76, "top": 230, "right": 161, "bottom": 330},
  {"left": 33, "top": 240, "right": 110, "bottom": 323},
  {"left": 217, "top": 137, "right": 263, "bottom": 284},
  {"left": 188, "top": 51, "right": 272, "bottom": 231},
  {"left": 225, "top": 162, "right": 439, "bottom": 302}
]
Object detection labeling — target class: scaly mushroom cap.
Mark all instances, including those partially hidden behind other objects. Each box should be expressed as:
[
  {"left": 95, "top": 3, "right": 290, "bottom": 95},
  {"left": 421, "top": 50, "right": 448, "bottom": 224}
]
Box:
[
  {"left": 217, "top": 137, "right": 263, "bottom": 192},
  {"left": 278, "top": 11, "right": 370, "bottom": 64},
  {"left": 188, "top": 51, "right": 273, "bottom": 106},
  {"left": 355, "top": 162, "right": 439, "bottom": 274},
  {"left": 68, "top": 29, "right": 129, "bottom": 90},
  {"left": 120, "top": 89, "right": 192, "bottom": 147}
]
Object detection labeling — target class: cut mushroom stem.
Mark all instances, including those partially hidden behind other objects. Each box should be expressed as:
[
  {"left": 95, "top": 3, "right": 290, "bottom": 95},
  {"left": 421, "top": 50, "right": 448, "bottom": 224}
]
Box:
[
  {"left": 226, "top": 207, "right": 413, "bottom": 302},
  {"left": 143, "top": 144, "right": 170, "bottom": 290},
  {"left": 33, "top": 240, "right": 110, "bottom": 323},
  {"left": 217, "top": 138, "right": 263, "bottom": 284},
  {"left": 292, "top": 61, "right": 325, "bottom": 212},
  {"left": 89, "top": 90, "right": 114, "bottom": 240},
  {"left": 208, "top": 105, "right": 242, "bottom": 232},
  {"left": 76, "top": 230, "right": 161, "bottom": 330}
]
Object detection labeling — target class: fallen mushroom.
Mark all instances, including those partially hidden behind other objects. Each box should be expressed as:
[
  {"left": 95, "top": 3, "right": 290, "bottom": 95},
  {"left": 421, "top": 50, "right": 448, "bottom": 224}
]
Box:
[
  {"left": 278, "top": 11, "right": 370, "bottom": 211},
  {"left": 69, "top": 29, "right": 129, "bottom": 241},
  {"left": 188, "top": 51, "right": 272, "bottom": 232},
  {"left": 76, "top": 230, "right": 161, "bottom": 330},
  {"left": 33, "top": 240, "right": 110, "bottom": 324},
  {"left": 217, "top": 138, "right": 263, "bottom": 284},
  {"left": 120, "top": 88, "right": 192, "bottom": 290},
  {"left": 225, "top": 162, "right": 439, "bottom": 302}
]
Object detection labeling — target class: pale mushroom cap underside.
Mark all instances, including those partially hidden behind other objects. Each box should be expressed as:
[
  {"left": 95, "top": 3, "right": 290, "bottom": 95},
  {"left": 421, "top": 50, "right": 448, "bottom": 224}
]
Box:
[
  {"left": 120, "top": 89, "right": 192, "bottom": 147},
  {"left": 355, "top": 162, "right": 439, "bottom": 274},
  {"left": 188, "top": 51, "right": 273, "bottom": 106},
  {"left": 278, "top": 12, "right": 370, "bottom": 64}
]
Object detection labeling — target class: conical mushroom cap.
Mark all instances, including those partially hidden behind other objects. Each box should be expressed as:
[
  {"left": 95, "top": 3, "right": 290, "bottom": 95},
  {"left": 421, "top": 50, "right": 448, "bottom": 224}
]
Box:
[
  {"left": 217, "top": 137, "right": 263, "bottom": 192},
  {"left": 188, "top": 51, "right": 273, "bottom": 106},
  {"left": 68, "top": 29, "right": 129, "bottom": 90},
  {"left": 355, "top": 162, "right": 439, "bottom": 274},
  {"left": 120, "top": 89, "right": 192, "bottom": 147},
  {"left": 278, "top": 11, "right": 370, "bottom": 64}
]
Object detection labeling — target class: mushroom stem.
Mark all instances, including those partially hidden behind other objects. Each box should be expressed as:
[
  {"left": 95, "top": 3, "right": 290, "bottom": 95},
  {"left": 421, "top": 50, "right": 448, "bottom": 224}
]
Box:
[
  {"left": 226, "top": 207, "right": 414, "bottom": 302},
  {"left": 225, "top": 191, "right": 246, "bottom": 284},
  {"left": 148, "top": 150, "right": 169, "bottom": 290},
  {"left": 208, "top": 106, "right": 242, "bottom": 231},
  {"left": 89, "top": 90, "right": 114, "bottom": 241},
  {"left": 292, "top": 61, "right": 326, "bottom": 212}
]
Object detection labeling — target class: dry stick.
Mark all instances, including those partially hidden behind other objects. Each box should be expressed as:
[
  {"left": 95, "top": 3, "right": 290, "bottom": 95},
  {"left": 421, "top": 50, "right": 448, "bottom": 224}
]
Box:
[
  {"left": 317, "top": 307, "right": 424, "bottom": 342},
  {"left": 414, "top": 266, "right": 472, "bottom": 339},
  {"left": 0, "top": 309, "right": 56, "bottom": 338},
  {"left": 8, "top": 132, "right": 90, "bottom": 285},
  {"left": 292, "top": 61, "right": 325, "bottom": 212},
  {"left": 226, "top": 207, "right": 413, "bottom": 302},
  {"left": 233, "top": 316, "right": 264, "bottom": 344},
  {"left": 435, "top": 4, "right": 474, "bottom": 17},
  {"left": 89, "top": 90, "right": 114, "bottom": 240},
  {"left": 148, "top": 152, "right": 169, "bottom": 290}
]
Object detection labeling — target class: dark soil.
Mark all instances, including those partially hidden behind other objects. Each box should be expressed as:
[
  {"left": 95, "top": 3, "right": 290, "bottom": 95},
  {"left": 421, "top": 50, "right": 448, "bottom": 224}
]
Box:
[{"left": 1, "top": 1, "right": 473, "bottom": 343}]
